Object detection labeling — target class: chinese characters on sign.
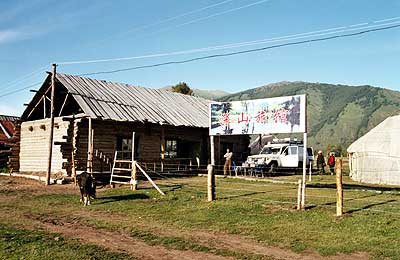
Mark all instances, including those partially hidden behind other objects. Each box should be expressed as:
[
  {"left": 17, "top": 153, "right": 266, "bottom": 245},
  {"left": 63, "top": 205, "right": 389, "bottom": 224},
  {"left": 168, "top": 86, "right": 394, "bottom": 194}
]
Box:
[{"left": 209, "top": 95, "right": 306, "bottom": 135}]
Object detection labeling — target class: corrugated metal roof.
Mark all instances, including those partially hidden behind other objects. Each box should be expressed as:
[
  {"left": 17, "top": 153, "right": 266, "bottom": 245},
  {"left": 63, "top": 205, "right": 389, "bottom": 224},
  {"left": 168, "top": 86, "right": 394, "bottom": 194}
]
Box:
[
  {"left": 0, "top": 120, "right": 17, "bottom": 143},
  {"left": 56, "top": 73, "right": 210, "bottom": 128},
  {"left": 0, "top": 115, "right": 19, "bottom": 121}
]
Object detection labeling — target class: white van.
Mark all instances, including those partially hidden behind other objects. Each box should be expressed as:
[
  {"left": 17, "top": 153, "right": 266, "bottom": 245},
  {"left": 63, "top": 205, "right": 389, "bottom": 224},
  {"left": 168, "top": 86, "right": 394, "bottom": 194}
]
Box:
[{"left": 245, "top": 139, "right": 314, "bottom": 174}]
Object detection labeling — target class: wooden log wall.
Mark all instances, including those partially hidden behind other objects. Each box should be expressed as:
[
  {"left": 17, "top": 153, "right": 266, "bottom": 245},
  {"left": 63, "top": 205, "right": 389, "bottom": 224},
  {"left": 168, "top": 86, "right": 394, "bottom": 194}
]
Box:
[
  {"left": 0, "top": 150, "right": 11, "bottom": 168},
  {"left": 16, "top": 117, "right": 249, "bottom": 176},
  {"left": 74, "top": 120, "right": 212, "bottom": 173},
  {"left": 19, "top": 117, "right": 70, "bottom": 174},
  {"left": 8, "top": 122, "right": 21, "bottom": 172}
]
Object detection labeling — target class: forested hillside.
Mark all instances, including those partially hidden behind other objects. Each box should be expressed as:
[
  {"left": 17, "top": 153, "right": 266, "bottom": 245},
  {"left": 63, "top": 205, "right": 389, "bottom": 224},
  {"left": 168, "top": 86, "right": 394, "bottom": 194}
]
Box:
[{"left": 219, "top": 82, "right": 400, "bottom": 153}]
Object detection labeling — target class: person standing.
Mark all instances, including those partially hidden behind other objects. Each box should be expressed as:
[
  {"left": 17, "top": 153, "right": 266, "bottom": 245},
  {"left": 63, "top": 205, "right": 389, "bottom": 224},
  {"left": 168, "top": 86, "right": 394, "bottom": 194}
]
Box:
[
  {"left": 223, "top": 148, "right": 233, "bottom": 177},
  {"left": 316, "top": 150, "right": 325, "bottom": 175},
  {"left": 327, "top": 152, "right": 336, "bottom": 175}
]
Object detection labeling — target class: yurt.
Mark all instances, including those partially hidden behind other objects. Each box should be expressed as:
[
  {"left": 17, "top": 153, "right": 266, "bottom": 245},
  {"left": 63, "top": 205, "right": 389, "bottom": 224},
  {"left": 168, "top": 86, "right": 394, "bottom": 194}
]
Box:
[{"left": 347, "top": 114, "right": 400, "bottom": 186}]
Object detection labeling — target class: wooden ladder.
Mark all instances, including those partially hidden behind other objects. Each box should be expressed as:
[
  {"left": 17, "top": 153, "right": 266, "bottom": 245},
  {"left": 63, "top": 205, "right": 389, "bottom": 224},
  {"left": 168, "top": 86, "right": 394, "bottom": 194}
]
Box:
[
  {"left": 110, "top": 151, "right": 165, "bottom": 195},
  {"left": 110, "top": 151, "right": 134, "bottom": 186}
]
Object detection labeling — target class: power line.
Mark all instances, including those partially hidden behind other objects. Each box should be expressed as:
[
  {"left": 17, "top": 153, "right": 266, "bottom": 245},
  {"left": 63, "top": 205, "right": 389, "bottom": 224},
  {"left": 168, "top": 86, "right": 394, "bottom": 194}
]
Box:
[
  {"left": 77, "top": 24, "right": 400, "bottom": 77},
  {"left": 140, "top": 0, "right": 272, "bottom": 39},
  {"left": 92, "top": 0, "right": 237, "bottom": 47},
  {"left": 2, "top": 21, "right": 399, "bottom": 99},
  {"left": 0, "top": 65, "right": 48, "bottom": 91},
  {"left": 58, "top": 17, "right": 400, "bottom": 65},
  {"left": 0, "top": 81, "right": 43, "bottom": 99}
]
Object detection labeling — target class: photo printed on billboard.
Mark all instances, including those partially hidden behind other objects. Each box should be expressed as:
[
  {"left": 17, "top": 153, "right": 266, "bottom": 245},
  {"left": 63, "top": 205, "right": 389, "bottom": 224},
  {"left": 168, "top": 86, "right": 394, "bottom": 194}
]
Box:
[{"left": 209, "top": 95, "right": 306, "bottom": 135}]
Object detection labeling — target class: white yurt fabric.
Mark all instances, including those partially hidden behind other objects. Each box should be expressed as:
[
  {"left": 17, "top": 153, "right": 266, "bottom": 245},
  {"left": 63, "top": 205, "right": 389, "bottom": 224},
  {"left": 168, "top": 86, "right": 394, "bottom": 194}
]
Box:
[{"left": 347, "top": 114, "right": 400, "bottom": 186}]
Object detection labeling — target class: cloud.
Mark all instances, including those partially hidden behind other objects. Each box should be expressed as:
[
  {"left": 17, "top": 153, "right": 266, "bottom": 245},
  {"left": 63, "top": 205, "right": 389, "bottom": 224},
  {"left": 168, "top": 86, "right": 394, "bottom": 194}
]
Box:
[
  {"left": 0, "top": 25, "right": 52, "bottom": 44},
  {"left": 0, "top": 104, "right": 22, "bottom": 116},
  {"left": 0, "top": 0, "right": 51, "bottom": 24},
  {"left": 0, "top": 30, "right": 21, "bottom": 43}
]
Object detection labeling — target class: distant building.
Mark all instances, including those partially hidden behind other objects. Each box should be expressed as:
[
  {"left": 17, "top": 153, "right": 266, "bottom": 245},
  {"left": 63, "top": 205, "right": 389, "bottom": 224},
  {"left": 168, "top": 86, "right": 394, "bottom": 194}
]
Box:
[
  {"left": 0, "top": 115, "right": 19, "bottom": 168},
  {"left": 0, "top": 115, "right": 18, "bottom": 146},
  {"left": 347, "top": 114, "right": 400, "bottom": 186},
  {"left": 13, "top": 73, "right": 248, "bottom": 177}
]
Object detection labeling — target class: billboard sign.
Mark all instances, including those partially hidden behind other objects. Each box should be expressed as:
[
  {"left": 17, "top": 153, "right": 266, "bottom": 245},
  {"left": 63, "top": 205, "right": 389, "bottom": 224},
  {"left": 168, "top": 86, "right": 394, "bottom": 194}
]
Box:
[{"left": 209, "top": 95, "right": 306, "bottom": 135}]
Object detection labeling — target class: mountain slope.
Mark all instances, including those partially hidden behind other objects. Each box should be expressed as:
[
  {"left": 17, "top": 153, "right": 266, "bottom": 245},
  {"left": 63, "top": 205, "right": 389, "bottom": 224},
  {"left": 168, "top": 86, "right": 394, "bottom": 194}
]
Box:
[{"left": 219, "top": 81, "right": 400, "bottom": 152}]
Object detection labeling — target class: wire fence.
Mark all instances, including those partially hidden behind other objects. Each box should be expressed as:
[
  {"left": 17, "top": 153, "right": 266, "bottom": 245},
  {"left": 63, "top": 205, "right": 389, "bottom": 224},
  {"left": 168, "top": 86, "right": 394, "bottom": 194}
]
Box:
[{"left": 136, "top": 169, "right": 400, "bottom": 217}]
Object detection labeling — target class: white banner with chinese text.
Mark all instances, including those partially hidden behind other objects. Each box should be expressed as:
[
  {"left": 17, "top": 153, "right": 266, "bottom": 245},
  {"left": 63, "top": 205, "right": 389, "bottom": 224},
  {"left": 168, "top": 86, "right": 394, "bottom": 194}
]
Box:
[{"left": 209, "top": 95, "right": 306, "bottom": 135}]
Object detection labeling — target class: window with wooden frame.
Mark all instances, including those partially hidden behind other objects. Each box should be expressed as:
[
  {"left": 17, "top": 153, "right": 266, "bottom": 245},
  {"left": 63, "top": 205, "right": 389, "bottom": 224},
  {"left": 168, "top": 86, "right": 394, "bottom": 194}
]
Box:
[
  {"left": 116, "top": 136, "right": 140, "bottom": 159},
  {"left": 165, "top": 139, "right": 177, "bottom": 158}
]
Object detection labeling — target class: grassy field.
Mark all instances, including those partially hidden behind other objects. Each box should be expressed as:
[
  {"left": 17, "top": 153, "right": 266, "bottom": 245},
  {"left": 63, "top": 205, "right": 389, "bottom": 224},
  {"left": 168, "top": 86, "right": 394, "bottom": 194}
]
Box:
[{"left": 0, "top": 174, "right": 399, "bottom": 259}]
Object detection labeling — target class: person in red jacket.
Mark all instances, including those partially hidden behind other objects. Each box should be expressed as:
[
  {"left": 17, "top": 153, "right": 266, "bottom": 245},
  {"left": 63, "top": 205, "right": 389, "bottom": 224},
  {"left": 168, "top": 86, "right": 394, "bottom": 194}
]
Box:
[{"left": 327, "top": 152, "right": 336, "bottom": 175}]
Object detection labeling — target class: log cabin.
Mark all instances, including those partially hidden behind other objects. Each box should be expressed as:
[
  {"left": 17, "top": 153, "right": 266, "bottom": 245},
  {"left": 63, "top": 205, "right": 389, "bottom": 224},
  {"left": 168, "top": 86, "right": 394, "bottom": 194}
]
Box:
[
  {"left": 12, "top": 73, "right": 249, "bottom": 178},
  {"left": 0, "top": 115, "right": 19, "bottom": 168}
]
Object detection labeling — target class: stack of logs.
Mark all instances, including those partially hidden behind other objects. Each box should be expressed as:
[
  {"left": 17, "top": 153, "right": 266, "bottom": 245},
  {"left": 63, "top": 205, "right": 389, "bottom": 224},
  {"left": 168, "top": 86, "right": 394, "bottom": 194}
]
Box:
[{"left": 7, "top": 122, "right": 21, "bottom": 172}]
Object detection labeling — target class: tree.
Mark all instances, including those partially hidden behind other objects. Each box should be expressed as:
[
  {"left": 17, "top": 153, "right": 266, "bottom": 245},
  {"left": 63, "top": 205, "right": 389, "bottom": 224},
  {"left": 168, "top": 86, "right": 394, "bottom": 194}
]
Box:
[{"left": 171, "top": 82, "right": 193, "bottom": 95}]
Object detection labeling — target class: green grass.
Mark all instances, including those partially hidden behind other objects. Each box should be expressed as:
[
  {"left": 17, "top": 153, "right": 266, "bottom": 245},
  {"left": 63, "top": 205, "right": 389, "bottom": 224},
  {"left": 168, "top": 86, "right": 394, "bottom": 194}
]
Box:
[
  {"left": 1, "top": 175, "right": 399, "bottom": 259},
  {"left": 0, "top": 224, "right": 135, "bottom": 260}
]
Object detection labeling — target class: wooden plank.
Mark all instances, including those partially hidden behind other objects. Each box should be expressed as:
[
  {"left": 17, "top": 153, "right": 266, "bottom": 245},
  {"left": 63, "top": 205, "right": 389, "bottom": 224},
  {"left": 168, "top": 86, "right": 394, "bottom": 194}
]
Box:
[
  {"left": 111, "top": 175, "right": 131, "bottom": 178},
  {"left": 58, "top": 93, "right": 69, "bottom": 117},
  {"left": 110, "top": 180, "right": 130, "bottom": 184},
  {"left": 135, "top": 162, "right": 165, "bottom": 196},
  {"left": 113, "top": 168, "right": 132, "bottom": 171},
  {"left": 114, "top": 160, "right": 133, "bottom": 163}
]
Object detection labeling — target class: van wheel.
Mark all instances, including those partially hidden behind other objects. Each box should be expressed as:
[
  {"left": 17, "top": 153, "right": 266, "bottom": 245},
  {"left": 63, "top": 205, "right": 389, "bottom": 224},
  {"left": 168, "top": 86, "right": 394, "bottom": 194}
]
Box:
[{"left": 269, "top": 162, "right": 278, "bottom": 175}]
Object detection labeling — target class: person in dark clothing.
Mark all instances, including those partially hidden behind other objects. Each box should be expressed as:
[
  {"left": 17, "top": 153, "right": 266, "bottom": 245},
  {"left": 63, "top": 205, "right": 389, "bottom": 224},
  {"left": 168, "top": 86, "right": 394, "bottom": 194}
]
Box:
[
  {"left": 316, "top": 150, "right": 325, "bottom": 175},
  {"left": 327, "top": 152, "right": 336, "bottom": 175}
]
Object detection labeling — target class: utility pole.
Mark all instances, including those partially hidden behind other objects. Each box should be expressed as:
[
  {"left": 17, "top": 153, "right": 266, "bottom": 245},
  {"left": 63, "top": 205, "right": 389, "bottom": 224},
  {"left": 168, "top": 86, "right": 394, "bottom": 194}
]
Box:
[{"left": 46, "top": 64, "right": 57, "bottom": 185}]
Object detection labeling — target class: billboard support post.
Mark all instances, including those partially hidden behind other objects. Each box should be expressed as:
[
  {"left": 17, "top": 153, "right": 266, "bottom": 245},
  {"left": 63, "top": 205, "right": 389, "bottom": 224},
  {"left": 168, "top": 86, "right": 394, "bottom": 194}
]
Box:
[
  {"left": 208, "top": 135, "right": 216, "bottom": 201},
  {"left": 300, "top": 95, "right": 307, "bottom": 209},
  {"left": 301, "top": 132, "right": 307, "bottom": 209},
  {"left": 210, "top": 135, "right": 215, "bottom": 166}
]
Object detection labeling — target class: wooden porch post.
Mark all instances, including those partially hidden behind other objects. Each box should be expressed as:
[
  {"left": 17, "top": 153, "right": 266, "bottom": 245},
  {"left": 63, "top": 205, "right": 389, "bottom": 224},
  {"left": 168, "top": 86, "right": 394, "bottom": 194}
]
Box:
[
  {"left": 86, "top": 117, "right": 93, "bottom": 175},
  {"left": 71, "top": 118, "right": 78, "bottom": 185},
  {"left": 160, "top": 127, "right": 165, "bottom": 172}
]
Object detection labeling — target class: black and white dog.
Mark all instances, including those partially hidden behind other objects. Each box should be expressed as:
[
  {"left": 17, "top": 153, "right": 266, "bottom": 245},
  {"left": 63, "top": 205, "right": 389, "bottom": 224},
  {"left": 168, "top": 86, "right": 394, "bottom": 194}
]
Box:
[{"left": 77, "top": 172, "right": 96, "bottom": 206}]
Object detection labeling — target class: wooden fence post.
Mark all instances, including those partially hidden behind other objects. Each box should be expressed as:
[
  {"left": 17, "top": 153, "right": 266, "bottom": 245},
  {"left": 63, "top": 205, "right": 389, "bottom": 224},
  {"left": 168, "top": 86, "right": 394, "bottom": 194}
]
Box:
[
  {"left": 297, "top": 179, "right": 302, "bottom": 210},
  {"left": 336, "top": 158, "right": 343, "bottom": 216},
  {"left": 131, "top": 160, "right": 137, "bottom": 191},
  {"left": 207, "top": 164, "right": 215, "bottom": 201}
]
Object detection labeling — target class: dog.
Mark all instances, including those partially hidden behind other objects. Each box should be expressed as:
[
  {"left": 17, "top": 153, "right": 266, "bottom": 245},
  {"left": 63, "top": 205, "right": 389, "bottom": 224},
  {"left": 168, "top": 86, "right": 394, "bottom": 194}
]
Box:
[{"left": 77, "top": 171, "right": 96, "bottom": 206}]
